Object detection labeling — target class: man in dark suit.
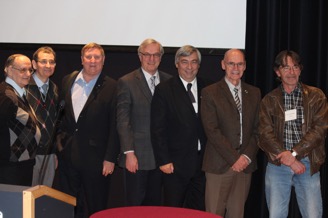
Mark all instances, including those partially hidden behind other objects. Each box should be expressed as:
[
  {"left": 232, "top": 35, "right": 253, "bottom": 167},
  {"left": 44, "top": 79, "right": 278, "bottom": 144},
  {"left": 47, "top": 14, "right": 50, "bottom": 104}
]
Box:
[
  {"left": 117, "top": 39, "right": 171, "bottom": 206},
  {"left": 151, "top": 45, "right": 211, "bottom": 210},
  {"left": 56, "top": 43, "right": 119, "bottom": 217},
  {"left": 201, "top": 49, "right": 261, "bottom": 218}
]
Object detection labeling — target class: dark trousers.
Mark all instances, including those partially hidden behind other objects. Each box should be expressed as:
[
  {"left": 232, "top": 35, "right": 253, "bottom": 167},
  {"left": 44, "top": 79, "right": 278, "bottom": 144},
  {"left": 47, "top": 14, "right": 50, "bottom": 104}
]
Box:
[
  {"left": 0, "top": 159, "right": 35, "bottom": 186},
  {"left": 56, "top": 159, "right": 111, "bottom": 218},
  {"left": 123, "top": 168, "right": 162, "bottom": 206},
  {"left": 162, "top": 155, "right": 206, "bottom": 211}
]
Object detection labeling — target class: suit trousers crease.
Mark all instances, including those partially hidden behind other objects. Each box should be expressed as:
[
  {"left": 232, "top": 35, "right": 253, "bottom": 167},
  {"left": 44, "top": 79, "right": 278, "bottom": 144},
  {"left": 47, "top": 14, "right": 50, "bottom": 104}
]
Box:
[
  {"left": 205, "top": 169, "right": 251, "bottom": 218},
  {"left": 123, "top": 168, "right": 162, "bottom": 206}
]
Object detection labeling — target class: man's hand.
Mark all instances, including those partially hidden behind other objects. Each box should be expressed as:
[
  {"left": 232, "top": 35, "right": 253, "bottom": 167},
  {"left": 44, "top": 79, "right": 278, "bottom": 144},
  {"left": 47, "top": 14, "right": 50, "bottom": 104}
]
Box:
[
  {"left": 160, "top": 163, "right": 174, "bottom": 174},
  {"left": 126, "top": 152, "right": 138, "bottom": 173},
  {"left": 231, "top": 155, "right": 249, "bottom": 172},
  {"left": 276, "top": 151, "right": 296, "bottom": 166},
  {"left": 102, "top": 161, "right": 115, "bottom": 176},
  {"left": 289, "top": 160, "right": 306, "bottom": 174}
]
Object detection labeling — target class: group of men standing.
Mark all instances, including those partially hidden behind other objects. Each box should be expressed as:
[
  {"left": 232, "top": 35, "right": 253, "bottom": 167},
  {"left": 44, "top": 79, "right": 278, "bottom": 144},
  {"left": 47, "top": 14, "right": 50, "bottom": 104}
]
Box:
[{"left": 0, "top": 39, "right": 327, "bottom": 218}]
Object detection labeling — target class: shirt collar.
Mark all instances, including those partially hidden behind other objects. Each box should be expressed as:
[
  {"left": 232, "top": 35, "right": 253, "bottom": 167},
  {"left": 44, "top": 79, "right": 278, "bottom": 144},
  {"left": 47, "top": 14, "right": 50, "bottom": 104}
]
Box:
[
  {"left": 141, "top": 68, "right": 159, "bottom": 81},
  {"left": 281, "top": 83, "right": 302, "bottom": 95},
  {"left": 33, "top": 73, "right": 49, "bottom": 88},
  {"left": 179, "top": 76, "right": 197, "bottom": 91},
  {"left": 225, "top": 77, "right": 241, "bottom": 91},
  {"left": 75, "top": 70, "right": 100, "bottom": 86},
  {"left": 5, "top": 77, "right": 26, "bottom": 97}
]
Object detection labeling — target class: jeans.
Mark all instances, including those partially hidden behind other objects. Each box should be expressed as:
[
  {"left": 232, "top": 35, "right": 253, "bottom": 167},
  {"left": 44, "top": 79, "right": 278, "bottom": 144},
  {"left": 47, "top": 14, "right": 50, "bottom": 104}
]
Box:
[{"left": 265, "top": 157, "right": 322, "bottom": 218}]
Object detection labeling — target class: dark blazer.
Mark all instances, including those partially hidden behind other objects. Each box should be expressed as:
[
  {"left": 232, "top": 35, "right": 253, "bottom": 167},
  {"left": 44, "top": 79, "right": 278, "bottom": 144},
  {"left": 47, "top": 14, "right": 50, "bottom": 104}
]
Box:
[
  {"left": 117, "top": 68, "right": 171, "bottom": 170},
  {"left": 57, "top": 71, "right": 119, "bottom": 171},
  {"left": 151, "top": 75, "right": 211, "bottom": 178},
  {"left": 201, "top": 78, "right": 261, "bottom": 174}
]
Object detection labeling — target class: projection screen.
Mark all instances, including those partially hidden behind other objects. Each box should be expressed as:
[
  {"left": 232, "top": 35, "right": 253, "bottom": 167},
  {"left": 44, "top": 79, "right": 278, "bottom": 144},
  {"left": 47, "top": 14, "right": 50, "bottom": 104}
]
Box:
[{"left": 0, "top": 0, "right": 246, "bottom": 49}]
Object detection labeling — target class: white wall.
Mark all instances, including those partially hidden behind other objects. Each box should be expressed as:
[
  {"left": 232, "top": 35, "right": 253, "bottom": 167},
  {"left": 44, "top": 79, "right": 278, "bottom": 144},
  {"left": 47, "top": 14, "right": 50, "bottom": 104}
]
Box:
[{"left": 0, "top": 0, "right": 246, "bottom": 49}]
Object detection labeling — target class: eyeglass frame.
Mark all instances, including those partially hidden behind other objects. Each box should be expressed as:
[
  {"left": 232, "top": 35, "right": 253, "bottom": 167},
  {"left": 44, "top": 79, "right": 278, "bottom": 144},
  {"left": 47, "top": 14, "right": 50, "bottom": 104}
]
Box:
[
  {"left": 139, "top": 52, "right": 162, "bottom": 59},
  {"left": 37, "top": 59, "right": 56, "bottom": 66},
  {"left": 280, "top": 65, "right": 302, "bottom": 72},
  {"left": 11, "top": 65, "right": 34, "bottom": 74},
  {"left": 225, "top": 61, "right": 246, "bottom": 68}
]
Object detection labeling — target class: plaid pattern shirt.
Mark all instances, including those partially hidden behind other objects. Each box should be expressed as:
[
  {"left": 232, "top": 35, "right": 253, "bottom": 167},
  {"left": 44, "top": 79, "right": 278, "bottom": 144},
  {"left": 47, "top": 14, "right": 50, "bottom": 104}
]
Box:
[{"left": 282, "top": 83, "right": 304, "bottom": 150}]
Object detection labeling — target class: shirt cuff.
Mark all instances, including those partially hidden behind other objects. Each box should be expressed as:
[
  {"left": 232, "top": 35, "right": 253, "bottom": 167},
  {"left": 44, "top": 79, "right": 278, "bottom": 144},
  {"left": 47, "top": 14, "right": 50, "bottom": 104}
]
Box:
[
  {"left": 124, "top": 150, "right": 134, "bottom": 154},
  {"left": 242, "top": 154, "right": 252, "bottom": 164}
]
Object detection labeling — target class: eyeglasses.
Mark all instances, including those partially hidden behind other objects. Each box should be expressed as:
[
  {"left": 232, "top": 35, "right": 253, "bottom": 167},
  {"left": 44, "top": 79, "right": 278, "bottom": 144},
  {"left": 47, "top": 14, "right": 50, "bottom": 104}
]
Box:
[
  {"left": 37, "top": 59, "right": 56, "bottom": 66},
  {"left": 280, "top": 65, "right": 301, "bottom": 72},
  {"left": 83, "top": 55, "right": 103, "bottom": 61},
  {"left": 139, "top": 52, "right": 162, "bottom": 59},
  {"left": 225, "top": 62, "right": 245, "bottom": 68},
  {"left": 11, "top": 66, "right": 33, "bottom": 74}
]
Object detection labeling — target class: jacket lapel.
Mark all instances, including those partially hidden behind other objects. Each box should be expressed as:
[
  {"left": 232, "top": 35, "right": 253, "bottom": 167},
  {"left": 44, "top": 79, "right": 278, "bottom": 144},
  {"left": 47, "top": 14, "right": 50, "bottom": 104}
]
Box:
[
  {"left": 240, "top": 82, "right": 251, "bottom": 117},
  {"left": 135, "top": 69, "right": 152, "bottom": 102},
  {"left": 174, "top": 76, "right": 197, "bottom": 115},
  {"left": 82, "top": 73, "right": 104, "bottom": 110},
  {"left": 65, "top": 71, "right": 79, "bottom": 121},
  {"left": 218, "top": 79, "right": 239, "bottom": 112}
]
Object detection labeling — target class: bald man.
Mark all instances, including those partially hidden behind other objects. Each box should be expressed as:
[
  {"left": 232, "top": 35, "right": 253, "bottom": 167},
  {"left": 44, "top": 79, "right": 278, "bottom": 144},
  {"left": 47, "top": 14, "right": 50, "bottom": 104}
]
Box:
[
  {"left": 201, "top": 49, "right": 261, "bottom": 217},
  {"left": 0, "top": 54, "right": 41, "bottom": 186}
]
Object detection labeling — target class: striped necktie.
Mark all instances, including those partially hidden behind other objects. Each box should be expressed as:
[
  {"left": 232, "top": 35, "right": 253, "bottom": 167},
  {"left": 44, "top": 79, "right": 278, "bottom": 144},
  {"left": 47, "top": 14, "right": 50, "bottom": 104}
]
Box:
[
  {"left": 234, "top": 87, "right": 242, "bottom": 112},
  {"left": 150, "top": 76, "right": 156, "bottom": 95}
]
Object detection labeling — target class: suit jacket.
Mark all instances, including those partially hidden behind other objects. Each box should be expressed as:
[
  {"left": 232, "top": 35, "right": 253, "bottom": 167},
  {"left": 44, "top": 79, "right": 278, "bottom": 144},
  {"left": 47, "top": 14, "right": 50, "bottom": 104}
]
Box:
[
  {"left": 151, "top": 75, "right": 211, "bottom": 178},
  {"left": 201, "top": 78, "right": 261, "bottom": 174},
  {"left": 57, "top": 71, "right": 119, "bottom": 171},
  {"left": 117, "top": 68, "right": 171, "bottom": 170}
]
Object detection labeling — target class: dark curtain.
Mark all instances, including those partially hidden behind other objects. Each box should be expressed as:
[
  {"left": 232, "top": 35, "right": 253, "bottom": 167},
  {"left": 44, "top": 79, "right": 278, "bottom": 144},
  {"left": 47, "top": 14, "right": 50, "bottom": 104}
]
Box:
[{"left": 244, "top": 0, "right": 328, "bottom": 217}]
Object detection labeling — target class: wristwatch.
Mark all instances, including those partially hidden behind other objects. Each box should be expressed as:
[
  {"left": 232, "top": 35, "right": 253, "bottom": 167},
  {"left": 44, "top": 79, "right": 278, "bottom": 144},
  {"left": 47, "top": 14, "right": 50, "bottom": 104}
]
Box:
[{"left": 291, "top": 150, "right": 297, "bottom": 157}]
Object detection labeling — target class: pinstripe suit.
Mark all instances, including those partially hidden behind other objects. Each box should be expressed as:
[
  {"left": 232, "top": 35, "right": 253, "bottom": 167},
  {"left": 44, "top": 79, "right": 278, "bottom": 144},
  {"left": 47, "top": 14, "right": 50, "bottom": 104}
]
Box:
[{"left": 117, "top": 68, "right": 171, "bottom": 205}]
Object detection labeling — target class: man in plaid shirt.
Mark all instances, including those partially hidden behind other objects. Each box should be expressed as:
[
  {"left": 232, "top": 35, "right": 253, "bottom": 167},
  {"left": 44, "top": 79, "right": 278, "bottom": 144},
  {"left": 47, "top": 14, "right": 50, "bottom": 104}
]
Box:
[{"left": 259, "top": 50, "right": 328, "bottom": 218}]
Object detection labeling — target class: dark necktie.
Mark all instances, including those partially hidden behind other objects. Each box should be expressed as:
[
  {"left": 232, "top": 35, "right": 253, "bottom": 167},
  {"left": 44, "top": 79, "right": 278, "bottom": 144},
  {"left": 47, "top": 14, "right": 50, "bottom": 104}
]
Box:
[
  {"left": 187, "top": 83, "right": 196, "bottom": 103},
  {"left": 234, "top": 87, "right": 242, "bottom": 112}
]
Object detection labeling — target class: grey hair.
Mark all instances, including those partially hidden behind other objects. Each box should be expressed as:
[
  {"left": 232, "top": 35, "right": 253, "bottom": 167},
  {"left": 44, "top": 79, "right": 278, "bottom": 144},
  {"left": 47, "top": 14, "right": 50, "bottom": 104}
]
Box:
[
  {"left": 175, "top": 45, "right": 201, "bottom": 65},
  {"left": 138, "top": 38, "right": 164, "bottom": 55}
]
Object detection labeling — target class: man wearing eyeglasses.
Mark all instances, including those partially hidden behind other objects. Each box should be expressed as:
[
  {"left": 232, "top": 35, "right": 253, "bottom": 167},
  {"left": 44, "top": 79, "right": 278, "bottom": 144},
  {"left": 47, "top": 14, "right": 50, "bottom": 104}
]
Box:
[
  {"left": 259, "top": 50, "right": 328, "bottom": 218},
  {"left": 26, "top": 46, "right": 59, "bottom": 187},
  {"left": 201, "top": 49, "right": 261, "bottom": 217},
  {"left": 0, "top": 54, "right": 41, "bottom": 186},
  {"left": 117, "top": 38, "right": 171, "bottom": 206}
]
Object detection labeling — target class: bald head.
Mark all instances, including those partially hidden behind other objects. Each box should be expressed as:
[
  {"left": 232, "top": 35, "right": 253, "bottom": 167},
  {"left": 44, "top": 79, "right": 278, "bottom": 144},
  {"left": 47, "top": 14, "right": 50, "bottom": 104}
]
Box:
[
  {"left": 221, "top": 49, "right": 246, "bottom": 86},
  {"left": 4, "top": 54, "right": 32, "bottom": 88}
]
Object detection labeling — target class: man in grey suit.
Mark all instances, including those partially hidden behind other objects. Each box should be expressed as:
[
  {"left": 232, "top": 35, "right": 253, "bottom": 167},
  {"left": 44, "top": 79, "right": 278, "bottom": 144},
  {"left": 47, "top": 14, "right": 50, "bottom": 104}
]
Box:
[
  {"left": 201, "top": 49, "right": 261, "bottom": 218},
  {"left": 117, "top": 38, "right": 171, "bottom": 206}
]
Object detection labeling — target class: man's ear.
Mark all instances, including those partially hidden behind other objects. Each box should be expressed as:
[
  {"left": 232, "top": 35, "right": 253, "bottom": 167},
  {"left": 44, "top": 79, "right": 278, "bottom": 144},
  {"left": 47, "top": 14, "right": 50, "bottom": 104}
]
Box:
[{"left": 32, "top": 60, "right": 37, "bottom": 70}]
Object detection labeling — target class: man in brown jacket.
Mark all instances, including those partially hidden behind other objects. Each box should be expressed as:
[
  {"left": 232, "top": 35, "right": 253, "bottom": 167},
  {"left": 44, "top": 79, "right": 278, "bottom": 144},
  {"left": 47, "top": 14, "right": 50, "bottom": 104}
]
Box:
[
  {"left": 201, "top": 49, "right": 261, "bottom": 218},
  {"left": 259, "top": 50, "right": 328, "bottom": 218}
]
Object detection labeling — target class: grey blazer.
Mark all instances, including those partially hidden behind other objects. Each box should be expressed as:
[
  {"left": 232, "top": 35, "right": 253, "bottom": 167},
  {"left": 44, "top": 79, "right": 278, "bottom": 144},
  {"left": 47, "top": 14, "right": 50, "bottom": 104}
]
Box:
[
  {"left": 201, "top": 78, "right": 261, "bottom": 174},
  {"left": 117, "top": 68, "right": 171, "bottom": 170}
]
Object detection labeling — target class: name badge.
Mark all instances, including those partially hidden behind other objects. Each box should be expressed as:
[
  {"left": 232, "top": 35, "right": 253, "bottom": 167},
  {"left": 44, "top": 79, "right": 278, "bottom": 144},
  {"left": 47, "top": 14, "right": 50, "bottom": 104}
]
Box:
[{"left": 285, "top": 109, "right": 297, "bottom": 121}]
